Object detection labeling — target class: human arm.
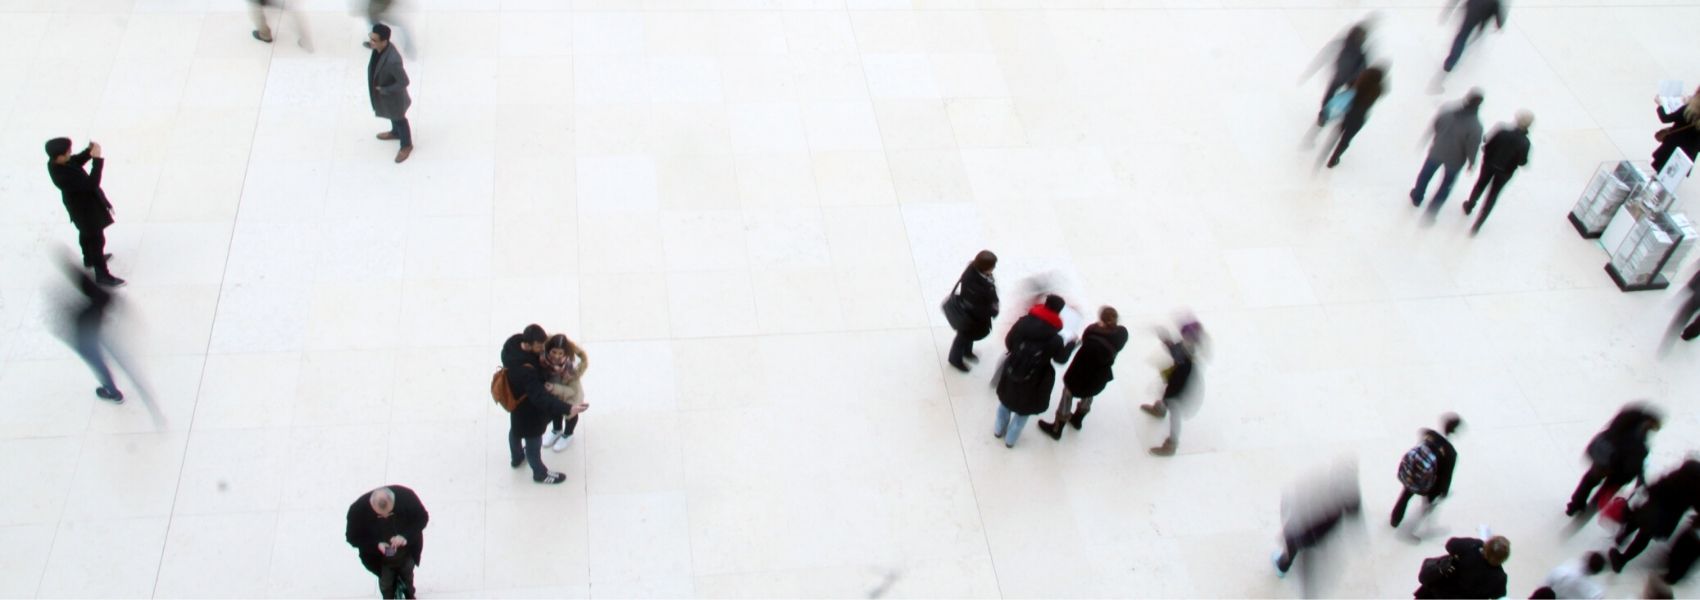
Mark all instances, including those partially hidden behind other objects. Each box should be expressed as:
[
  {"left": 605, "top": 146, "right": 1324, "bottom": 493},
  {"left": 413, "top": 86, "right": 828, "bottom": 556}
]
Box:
[
  {"left": 378, "top": 62, "right": 410, "bottom": 95},
  {"left": 1657, "top": 104, "right": 1683, "bottom": 124}
]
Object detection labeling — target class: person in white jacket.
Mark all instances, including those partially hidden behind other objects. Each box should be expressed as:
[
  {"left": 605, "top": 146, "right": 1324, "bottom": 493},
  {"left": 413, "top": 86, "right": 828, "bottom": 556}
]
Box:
[{"left": 1530, "top": 552, "right": 1605, "bottom": 600}]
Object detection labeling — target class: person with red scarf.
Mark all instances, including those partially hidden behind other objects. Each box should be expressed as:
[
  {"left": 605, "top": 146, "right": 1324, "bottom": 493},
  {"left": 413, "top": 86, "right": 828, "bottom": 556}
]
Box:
[{"left": 993, "top": 295, "right": 1076, "bottom": 448}]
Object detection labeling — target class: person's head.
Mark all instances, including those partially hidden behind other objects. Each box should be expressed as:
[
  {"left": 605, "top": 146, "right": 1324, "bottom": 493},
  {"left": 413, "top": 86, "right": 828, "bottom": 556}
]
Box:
[
  {"left": 1462, "top": 89, "right": 1485, "bottom": 111},
  {"left": 544, "top": 333, "right": 573, "bottom": 363},
  {"left": 1530, "top": 587, "right": 1556, "bottom": 599},
  {"left": 1514, "top": 110, "right": 1535, "bottom": 131},
  {"left": 1097, "top": 306, "right": 1119, "bottom": 328},
  {"left": 1353, "top": 65, "right": 1387, "bottom": 102},
  {"left": 1436, "top": 413, "right": 1463, "bottom": 436},
  {"left": 1178, "top": 319, "right": 1204, "bottom": 346},
  {"left": 1345, "top": 24, "right": 1367, "bottom": 47},
  {"left": 1043, "top": 294, "right": 1065, "bottom": 313},
  {"left": 369, "top": 24, "right": 393, "bottom": 51},
  {"left": 44, "top": 137, "right": 72, "bottom": 162},
  {"left": 972, "top": 250, "right": 997, "bottom": 274},
  {"left": 1583, "top": 551, "right": 1606, "bottom": 575},
  {"left": 369, "top": 487, "right": 396, "bottom": 518},
  {"left": 521, "top": 324, "right": 547, "bottom": 353},
  {"left": 1482, "top": 535, "right": 1510, "bottom": 567}
]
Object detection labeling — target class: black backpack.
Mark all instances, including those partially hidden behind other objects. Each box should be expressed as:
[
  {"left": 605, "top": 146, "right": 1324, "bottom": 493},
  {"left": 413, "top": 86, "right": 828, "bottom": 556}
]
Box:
[{"left": 1002, "top": 340, "right": 1050, "bottom": 383}]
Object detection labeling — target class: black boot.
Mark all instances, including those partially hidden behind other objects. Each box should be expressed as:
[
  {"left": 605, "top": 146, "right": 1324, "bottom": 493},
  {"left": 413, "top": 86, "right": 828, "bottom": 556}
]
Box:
[
  {"left": 1037, "top": 420, "right": 1063, "bottom": 441},
  {"left": 1069, "top": 406, "right": 1089, "bottom": 430}
]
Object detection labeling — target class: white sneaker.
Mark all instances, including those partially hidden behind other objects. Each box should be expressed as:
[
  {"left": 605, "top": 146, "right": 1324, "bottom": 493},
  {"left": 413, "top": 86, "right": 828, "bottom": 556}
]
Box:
[
  {"left": 541, "top": 430, "right": 560, "bottom": 447},
  {"left": 551, "top": 434, "right": 571, "bottom": 452}
]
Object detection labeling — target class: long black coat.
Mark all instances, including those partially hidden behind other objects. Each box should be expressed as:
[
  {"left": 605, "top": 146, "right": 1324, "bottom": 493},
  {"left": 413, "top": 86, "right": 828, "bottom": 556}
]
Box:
[
  {"left": 345, "top": 485, "right": 429, "bottom": 576},
  {"left": 368, "top": 44, "right": 411, "bottom": 120},
  {"left": 1586, "top": 407, "right": 1657, "bottom": 485},
  {"left": 1654, "top": 105, "right": 1700, "bottom": 172},
  {"left": 1415, "top": 537, "right": 1507, "bottom": 599},
  {"left": 503, "top": 334, "right": 568, "bottom": 438},
  {"left": 995, "top": 310, "right": 1073, "bottom": 416},
  {"left": 952, "top": 265, "right": 999, "bottom": 341},
  {"left": 1061, "top": 324, "right": 1128, "bottom": 398},
  {"left": 47, "top": 151, "right": 114, "bottom": 231},
  {"left": 1630, "top": 460, "right": 1700, "bottom": 540}
]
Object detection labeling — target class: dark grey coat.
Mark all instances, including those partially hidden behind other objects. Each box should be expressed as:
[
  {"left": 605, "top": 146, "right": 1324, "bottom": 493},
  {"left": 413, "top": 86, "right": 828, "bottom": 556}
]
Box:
[{"left": 368, "top": 44, "right": 411, "bottom": 120}]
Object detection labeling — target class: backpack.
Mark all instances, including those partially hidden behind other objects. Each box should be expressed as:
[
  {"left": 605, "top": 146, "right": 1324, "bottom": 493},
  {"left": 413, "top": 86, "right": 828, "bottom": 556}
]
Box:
[
  {"left": 1398, "top": 441, "right": 1441, "bottom": 494},
  {"left": 1002, "top": 340, "right": 1050, "bottom": 383},
  {"left": 490, "top": 367, "right": 525, "bottom": 412}
]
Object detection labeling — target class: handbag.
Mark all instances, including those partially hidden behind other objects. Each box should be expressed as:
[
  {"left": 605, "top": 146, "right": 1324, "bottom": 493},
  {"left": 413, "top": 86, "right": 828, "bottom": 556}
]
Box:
[
  {"left": 1323, "top": 89, "right": 1356, "bottom": 122},
  {"left": 1656, "top": 122, "right": 1695, "bottom": 143},
  {"left": 941, "top": 279, "right": 970, "bottom": 331}
]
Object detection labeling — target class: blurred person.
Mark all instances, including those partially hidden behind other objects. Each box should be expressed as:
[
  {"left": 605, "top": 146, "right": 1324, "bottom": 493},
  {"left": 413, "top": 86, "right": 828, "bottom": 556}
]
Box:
[
  {"left": 1531, "top": 552, "right": 1606, "bottom": 600},
  {"left": 1303, "top": 19, "right": 1372, "bottom": 128},
  {"left": 1391, "top": 413, "right": 1463, "bottom": 537},
  {"left": 539, "top": 333, "right": 590, "bottom": 453},
  {"left": 1665, "top": 269, "right": 1700, "bottom": 346},
  {"left": 1324, "top": 65, "right": 1388, "bottom": 168},
  {"left": 1462, "top": 110, "right": 1534, "bottom": 234},
  {"left": 1441, "top": 0, "right": 1506, "bottom": 73},
  {"left": 943, "top": 250, "right": 1000, "bottom": 373},
  {"left": 1271, "top": 460, "right": 1364, "bottom": 598},
  {"left": 1652, "top": 87, "right": 1700, "bottom": 174},
  {"left": 1567, "top": 403, "right": 1660, "bottom": 517},
  {"left": 345, "top": 485, "right": 428, "bottom": 599},
  {"left": 362, "top": 0, "right": 414, "bottom": 57},
  {"left": 1410, "top": 90, "right": 1485, "bottom": 219},
  {"left": 367, "top": 24, "right": 414, "bottom": 164},
  {"left": 1038, "top": 306, "right": 1128, "bottom": 440},
  {"left": 502, "top": 325, "right": 569, "bottom": 484},
  {"left": 992, "top": 295, "right": 1076, "bottom": 449},
  {"left": 1414, "top": 533, "right": 1510, "bottom": 599},
  {"left": 45, "top": 137, "right": 124, "bottom": 287},
  {"left": 1609, "top": 460, "right": 1700, "bottom": 573},
  {"left": 1663, "top": 517, "right": 1700, "bottom": 585},
  {"left": 1645, "top": 576, "right": 1675, "bottom": 599},
  {"left": 248, "top": 0, "right": 312, "bottom": 50},
  {"left": 54, "top": 257, "right": 123, "bottom": 403},
  {"left": 1140, "top": 318, "right": 1205, "bottom": 457}
]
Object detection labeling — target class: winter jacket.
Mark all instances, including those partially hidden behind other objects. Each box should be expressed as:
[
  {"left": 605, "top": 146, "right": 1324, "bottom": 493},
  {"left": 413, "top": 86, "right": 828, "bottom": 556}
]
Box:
[
  {"left": 367, "top": 43, "right": 411, "bottom": 119},
  {"left": 1415, "top": 537, "right": 1507, "bottom": 599},
  {"left": 1060, "top": 324, "right": 1128, "bottom": 398},
  {"left": 1628, "top": 460, "right": 1700, "bottom": 540},
  {"left": 503, "top": 334, "right": 567, "bottom": 438},
  {"left": 1426, "top": 104, "right": 1485, "bottom": 169},
  {"left": 1411, "top": 429, "right": 1459, "bottom": 498},
  {"left": 47, "top": 150, "right": 115, "bottom": 231},
  {"left": 1586, "top": 407, "right": 1657, "bottom": 485},
  {"left": 995, "top": 305, "right": 1074, "bottom": 416},
  {"left": 1481, "top": 126, "right": 1531, "bottom": 173},
  {"left": 345, "top": 485, "right": 429, "bottom": 576},
  {"left": 1653, "top": 104, "right": 1700, "bottom": 172},
  {"left": 952, "top": 265, "right": 999, "bottom": 341}
]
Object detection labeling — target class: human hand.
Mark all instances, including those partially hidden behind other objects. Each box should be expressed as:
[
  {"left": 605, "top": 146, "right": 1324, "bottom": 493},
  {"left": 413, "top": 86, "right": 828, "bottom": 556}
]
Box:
[
  {"left": 390, "top": 535, "right": 407, "bottom": 548},
  {"left": 89, "top": 142, "right": 102, "bottom": 158}
]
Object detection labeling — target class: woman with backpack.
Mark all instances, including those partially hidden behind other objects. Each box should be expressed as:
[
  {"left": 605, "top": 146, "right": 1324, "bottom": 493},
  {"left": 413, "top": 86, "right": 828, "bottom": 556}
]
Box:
[
  {"left": 1037, "top": 306, "right": 1128, "bottom": 440},
  {"left": 1141, "top": 319, "right": 1205, "bottom": 456},
  {"left": 993, "top": 295, "right": 1076, "bottom": 448},
  {"left": 1568, "top": 403, "right": 1660, "bottom": 516},
  {"left": 1392, "top": 413, "right": 1463, "bottom": 534}
]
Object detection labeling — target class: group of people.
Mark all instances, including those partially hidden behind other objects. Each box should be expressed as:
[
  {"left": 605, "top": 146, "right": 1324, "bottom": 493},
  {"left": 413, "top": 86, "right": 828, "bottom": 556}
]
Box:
[{"left": 498, "top": 324, "right": 591, "bottom": 485}]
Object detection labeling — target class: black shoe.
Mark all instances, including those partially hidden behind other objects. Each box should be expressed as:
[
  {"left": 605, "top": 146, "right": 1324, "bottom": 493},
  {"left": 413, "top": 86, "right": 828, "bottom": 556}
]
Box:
[
  {"left": 1565, "top": 502, "right": 1583, "bottom": 517},
  {"left": 251, "top": 30, "right": 273, "bottom": 43},
  {"left": 510, "top": 457, "right": 523, "bottom": 469},
  {"left": 1068, "top": 408, "right": 1088, "bottom": 430},
  {"left": 964, "top": 352, "right": 979, "bottom": 363},
  {"left": 1462, "top": 201, "right": 1475, "bottom": 215},
  {"left": 535, "top": 472, "right": 566, "bottom": 484},
  {"left": 1410, "top": 193, "right": 1423, "bottom": 207},
  {"left": 948, "top": 360, "right": 970, "bottom": 373},
  {"left": 1037, "top": 421, "right": 1062, "bottom": 441},
  {"left": 1325, "top": 157, "right": 1339, "bottom": 168},
  {"left": 95, "top": 387, "right": 124, "bottom": 403},
  {"left": 1609, "top": 549, "right": 1626, "bottom": 573},
  {"left": 95, "top": 274, "right": 126, "bottom": 287},
  {"left": 84, "top": 253, "right": 113, "bottom": 268}
]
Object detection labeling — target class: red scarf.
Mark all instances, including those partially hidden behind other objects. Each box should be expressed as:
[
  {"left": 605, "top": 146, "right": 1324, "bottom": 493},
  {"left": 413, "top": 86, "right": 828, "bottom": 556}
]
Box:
[{"left": 1028, "top": 304, "right": 1062, "bottom": 329}]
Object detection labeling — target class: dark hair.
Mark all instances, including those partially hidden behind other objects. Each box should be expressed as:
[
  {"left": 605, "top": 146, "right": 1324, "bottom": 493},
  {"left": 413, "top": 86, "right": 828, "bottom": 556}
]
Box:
[
  {"left": 1351, "top": 67, "right": 1386, "bottom": 110},
  {"left": 1043, "top": 294, "right": 1065, "bottom": 312},
  {"left": 544, "top": 333, "right": 574, "bottom": 353},
  {"left": 1584, "top": 552, "right": 1606, "bottom": 575},
  {"left": 372, "top": 23, "right": 393, "bottom": 41},
  {"left": 44, "top": 137, "right": 71, "bottom": 158},
  {"left": 1098, "top": 306, "right": 1119, "bottom": 327},
  {"left": 972, "top": 250, "right": 997, "bottom": 273},
  {"left": 1441, "top": 413, "right": 1463, "bottom": 436},
  {"left": 1529, "top": 587, "right": 1556, "bottom": 599},
  {"left": 522, "top": 324, "right": 546, "bottom": 343}
]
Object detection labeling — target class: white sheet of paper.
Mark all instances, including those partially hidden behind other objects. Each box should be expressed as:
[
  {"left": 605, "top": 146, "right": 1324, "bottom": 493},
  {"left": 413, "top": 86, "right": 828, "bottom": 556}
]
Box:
[
  {"left": 1659, "top": 80, "right": 1686, "bottom": 113},
  {"left": 1059, "top": 306, "right": 1084, "bottom": 344}
]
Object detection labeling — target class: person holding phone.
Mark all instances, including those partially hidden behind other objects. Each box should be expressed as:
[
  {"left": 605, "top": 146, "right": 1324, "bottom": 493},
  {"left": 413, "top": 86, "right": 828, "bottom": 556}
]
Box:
[
  {"left": 45, "top": 137, "right": 124, "bottom": 287},
  {"left": 345, "top": 486, "right": 429, "bottom": 599}
]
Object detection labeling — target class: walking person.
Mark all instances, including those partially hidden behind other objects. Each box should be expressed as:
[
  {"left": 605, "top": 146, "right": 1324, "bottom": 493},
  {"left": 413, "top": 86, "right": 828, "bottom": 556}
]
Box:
[
  {"left": 1304, "top": 20, "right": 1371, "bottom": 128},
  {"left": 944, "top": 250, "right": 1000, "bottom": 373},
  {"left": 1272, "top": 462, "right": 1363, "bottom": 598},
  {"left": 1531, "top": 552, "right": 1607, "bottom": 600},
  {"left": 1462, "top": 110, "right": 1533, "bottom": 234},
  {"left": 363, "top": 0, "right": 414, "bottom": 57},
  {"left": 1391, "top": 414, "right": 1463, "bottom": 537},
  {"left": 539, "top": 334, "right": 590, "bottom": 453},
  {"left": 992, "top": 295, "right": 1076, "bottom": 449},
  {"left": 1609, "top": 460, "right": 1700, "bottom": 573},
  {"left": 1567, "top": 403, "right": 1660, "bottom": 517},
  {"left": 1140, "top": 319, "right": 1205, "bottom": 457},
  {"left": 1410, "top": 90, "right": 1485, "bottom": 219},
  {"left": 1324, "top": 66, "right": 1388, "bottom": 168},
  {"left": 1037, "top": 306, "right": 1127, "bottom": 440},
  {"left": 367, "top": 24, "right": 413, "bottom": 164},
  {"left": 45, "top": 138, "right": 124, "bottom": 287},
  {"left": 1413, "top": 533, "right": 1511, "bottom": 599},
  {"left": 248, "top": 0, "right": 312, "bottom": 50},
  {"left": 502, "top": 325, "right": 569, "bottom": 484},
  {"left": 1651, "top": 87, "right": 1700, "bottom": 174},
  {"left": 1440, "top": 0, "right": 1506, "bottom": 73},
  {"left": 55, "top": 258, "right": 123, "bottom": 403},
  {"left": 1664, "top": 270, "right": 1700, "bottom": 347},
  {"left": 345, "top": 485, "right": 428, "bottom": 599}
]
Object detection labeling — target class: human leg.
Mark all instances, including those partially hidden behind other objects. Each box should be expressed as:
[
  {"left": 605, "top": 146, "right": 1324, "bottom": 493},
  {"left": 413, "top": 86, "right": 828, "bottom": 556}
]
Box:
[
  {"left": 1568, "top": 466, "right": 1608, "bottom": 515},
  {"left": 552, "top": 415, "right": 578, "bottom": 451},
  {"left": 1442, "top": 22, "right": 1471, "bottom": 72},
  {"left": 1328, "top": 117, "right": 1364, "bottom": 166},
  {"left": 391, "top": 118, "right": 412, "bottom": 148},
  {"left": 1069, "top": 396, "right": 1093, "bottom": 429},
  {"left": 73, "top": 320, "right": 120, "bottom": 399},
  {"left": 1666, "top": 296, "right": 1700, "bottom": 341},
  {"left": 1425, "top": 164, "right": 1462, "bottom": 215},
  {"left": 379, "top": 560, "right": 398, "bottom": 599},
  {"left": 1471, "top": 171, "right": 1510, "bottom": 233},
  {"left": 1463, "top": 168, "right": 1495, "bottom": 212},
  {"left": 507, "top": 429, "right": 524, "bottom": 468},
  {"left": 1039, "top": 388, "right": 1074, "bottom": 440},
  {"left": 249, "top": 1, "right": 272, "bottom": 39},
  {"left": 522, "top": 435, "right": 547, "bottom": 480},
  {"left": 1411, "top": 159, "right": 1442, "bottom": 205},
  {"left": 947, "top": 330, "right": 972, "bottom": 370},
  {"left": 1002, "top": 413, "right": 1029, "bottom": 447},
  {"left": 1390, "top": 487, "right": 1416, "bottom": 527},
  {"left": 993, "top": 404, "right": 1012, "bottom": 438}
]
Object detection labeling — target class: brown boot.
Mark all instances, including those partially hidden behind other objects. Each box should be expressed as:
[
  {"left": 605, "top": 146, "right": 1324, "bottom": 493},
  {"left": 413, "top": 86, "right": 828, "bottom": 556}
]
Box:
[
  {"left": 1149, "top": 439, "right": 1176, "bottom": 456},
  {"left": 394, "top": 146, "right": 413, "bottom": 163}
]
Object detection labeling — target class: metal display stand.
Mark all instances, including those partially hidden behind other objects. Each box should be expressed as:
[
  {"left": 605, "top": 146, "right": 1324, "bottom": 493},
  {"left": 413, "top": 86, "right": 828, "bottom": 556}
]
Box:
[
  {"left": 1605, "top": 211, "right": 1695, "bottom": 291},
  {"left": 1570, "top": 161, "right": 1648, "bottom": 238}
]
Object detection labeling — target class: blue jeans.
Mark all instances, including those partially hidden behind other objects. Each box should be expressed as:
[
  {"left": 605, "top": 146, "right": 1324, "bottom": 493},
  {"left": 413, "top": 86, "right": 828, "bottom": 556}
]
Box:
[
  {"left": 994, "top": 405, "right": 1029, "bottom": 447},
  {"left": 1411, "top": 159, "right": 1461, "bottom": 213}
]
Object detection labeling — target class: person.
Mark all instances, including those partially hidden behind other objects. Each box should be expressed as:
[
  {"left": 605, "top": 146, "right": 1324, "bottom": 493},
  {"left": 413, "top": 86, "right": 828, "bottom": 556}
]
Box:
[
  {"left": 1410, "top": 91, "right": 1484, "bottom": 218},
  {"left": 502, "top": 325, "right": 569, "bottom": 484},
  {"left": 1461, "top": 110, "right": 1533, "bottom": 234},
  {"left": 1272, "top": 462, "right": 1363, "bottom": 598},
  {"left": 1531, "top": 552, "right": 1606, "bottom": 600},
  {"left": 945, "top": 251, "right": 1000, "bottom": 373},
  {"left": 539, "top": 334, "right": 590, "bottom": 453},
  {"left": 1609, "top": 460, "right": 1700, "bottom": 573},
  {"left": 1666, "top": 269, "right": 1700, "bottom": 345},
  {"left": 1652, "top": 88, "right": 1700, "bottom": 174},
  {"left": 248, "top": 0, "right": 312, "bottom": 50},
  {"left": 1414, "top": 534, "right": 1510, "bottom": 599},
  {"left": 1441, "top": 0, "right": 1506, "bottom": 73},
  {"left": 1037, "top": 306, "right": 1127, "bottom": 440},
  {"left": 344, "top": 485, "right": 428, "bottom": 599},
  {"left": 1305, "top": 21, "right": 1371, "bottom": 127},
  {"left": 45, "top": 138, "right": 124, "bottom": 287},
  {"left": 1391, "top": 414, "right": 1463, "bottom": 536},
  {"left": 1324, "top": 65, "right": 1388, "bottom": 168},
  {"left": 1140, "top": 319, "right": 1205, "bottom": 456},
  {"left": 992, "top": 295, "right": 1076, "bottom": 448},
  {"left": 367, "top": 24, "right": 413, "bottom": 164},
  {"left": 57, "top": 259, "right": 123, "bottom": 403},
  {"left": 1663, "top": 516, "right": 1700, "bottom": 585},
  {"left": 1567, "top": 403, "right": 1660, "bottom": 517}
]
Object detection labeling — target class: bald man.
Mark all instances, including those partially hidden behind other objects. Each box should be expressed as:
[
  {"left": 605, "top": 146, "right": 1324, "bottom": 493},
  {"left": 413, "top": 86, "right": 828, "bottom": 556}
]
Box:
[{"left": 345, "top": 485, "right": 428, "bottom": 599}]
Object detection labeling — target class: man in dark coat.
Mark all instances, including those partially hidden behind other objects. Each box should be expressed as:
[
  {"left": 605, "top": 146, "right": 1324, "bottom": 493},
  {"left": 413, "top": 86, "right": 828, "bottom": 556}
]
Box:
[
  {"left": 1411, "top": 91, "right": 1484, "bottom": 218},
  {"left": 1610, "top": 460, "right": 1700, "bottom": 572},
  {"left": 1461, "top": 110, "right": 1532, "bottom": 234},
  {"left": 45, "top": 138, "right": 124, "bottom": 287},
  {"left": 504, "top": 324, "right": 569, "bottom": 484},
  {"left": 1038, "top": 306, "right": 1127, "bottom": 440},
  {"left": 946, "top": 250, "right": 1000, "bottom": 372},
  {"left": 993, "top": 295, "right": 1074, "bottom": 448},
  {"left": 367, "top": 24, "right": 413, "bottom": 164},
  {"left": 1391, "top": 414, "right": 1463, "bottom": 534},
  {"left": 1414, "top": 535, "right": 1511, "bottom": 599},
  {"left": 345, "top": 485, "right": 428, "bottom": 599},
  {"left": 1441, "top": 0, "right": 1506, "bottom": 73},
  {"left": 1567, "top": 404, "right": 1660, "bottom": 516}
]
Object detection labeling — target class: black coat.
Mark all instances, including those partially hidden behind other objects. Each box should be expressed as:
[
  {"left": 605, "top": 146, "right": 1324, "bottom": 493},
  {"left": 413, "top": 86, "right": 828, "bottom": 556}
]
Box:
[
  {"left": 952, "top": 265, "right": 999, "bottom": 341},
  {"left": 47, "top": 151, "right": 115, "bottom": 231},
  {"left": 1061, "top": 324, "right": 1128, "bottom": 398},
  {"left": 1653, "top": 105, "right": 1700, "bottom": 171},
  {"left": 1586, "top": 407, "right": 1656, "bottom": 484},
  {"left": 1630, "top": 460, "right": 1700, "bottom": 540},
  {"left": 502, "top": 334, "right": 567, "bottom": 438},
  {"left": 1160, "top": 339, "right": 1195, "bottom": 401},
  {"left": 1414, "top": 429, "right": 1459, "bottom": 499},
  {"left": 1415, "top": 537, "right": 1507, "bottom": 599},
  {"left": 345, "top": 485, "right": 429, "bottom": 575},
  {"left": 1480, "top": 127, "right": 1530, "bottom": 173},
  {"left": 995, "top": 310, "right": 1073, "bottom": 416}
]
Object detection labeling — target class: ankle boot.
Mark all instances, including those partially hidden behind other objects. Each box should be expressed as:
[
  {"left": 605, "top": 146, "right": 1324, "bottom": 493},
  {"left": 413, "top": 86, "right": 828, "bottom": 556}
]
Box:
[
  {"left": 1037, "top": 420, "right": 1063, "bottom": 441},
  {"left": 1068, "top": 406, "right": 1089, "bottom": 430}
]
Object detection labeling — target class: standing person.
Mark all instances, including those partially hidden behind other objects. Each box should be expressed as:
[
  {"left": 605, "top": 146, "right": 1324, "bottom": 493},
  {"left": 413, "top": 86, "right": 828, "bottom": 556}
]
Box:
[
  {"left": 1324, "top": 66, "right": 1388, "bottom": 168},
  {"left": 45, "top": 138, "right": 124, "bottom": 287},
  {"left": 367, "top": 24, "right": 413, "bottom": 164},
  {"left": 992, "top": 295, "right": 1076, "bottom": 449},
  {"left": 1609, "top": 460, "right": 1700, "bottom": 573},
  {"left": 1441, "top": 0, "right": 1506, "bottom": 73},
  {"left": 1410, "top": 91, "right": 1485, "bottom": 218},
  {"left": 1140, "top": 319, "right": 1205, "bottom": 457},
  {"left": 248, "top": 0, "right": 312, "bottom": 50},
  {"left": 1304, "top": 21, "right": 1371, "bottom": 127},
  {"left": 1037, "top": 306, "right": 1127, "bottom": 440},
  {"left": 944, "top": 250, "right": 1000, "bottom": 373},
  {"left": 1461, "top": 110, "right": 1534, "bottom": 234},
  {"left": 502, "top": 325, "right": 569, "bottom": 484},
  {"left": 1414, "top": 534, "right": 1511, "bottom": 599},
  {"left": 1567, "top": 403, "right": 1660, "bottom": 517},
  {"left": 1531, "top": 552, "right": 1607, "bottom": 600},
  {"left": 1272, "top": 462, "right": 1363, "bottom": 598},
  {"left": 539, "top": 334, "right": 590, "bottom": 453},
  {"left": 1391, "top": 414, "right": 1463, "bottom": 535},
  {"left": 1651, "top": 88, "right": 1700, "bottom": 174},
  {"left": 345, "top": 486, "right": 428, "bottom": 599},
  {"left": 1665, "top": 269, "right": 1700, "bottom": 346}
]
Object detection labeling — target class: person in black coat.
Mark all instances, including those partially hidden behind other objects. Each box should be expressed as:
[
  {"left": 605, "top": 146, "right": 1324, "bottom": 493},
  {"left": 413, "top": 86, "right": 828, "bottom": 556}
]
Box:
[
  {"left": 1392, "top": 414, "right": 1463, "bottom": 534},
  {"left": 1441, "top": 0, "right": 1505, "bottom": 73},
  {"left": 1461, "top": 111, "right": 1532, "bottom": 234},
  {"left": 1325, "top": 66, "right": 1387, "bottom": 168},
  {"left": 1610, "top": 460, "right": 1700, "bottom": 573},
  {"left": 1666, "top": 270, "right": 1700, "bottom": 346},
  {"left": 1567, "top": 404, "right": 1660, "bottom": 516},
  {"left": 1141, "top": 319, "right": 1205, "bottom": 456},
  {"left": 946, "top": 250, "right": 1000, "bottom": 372},
  {"left": 1652, "top": 92, "right": 1700, "bottom": 174},
  {"left": 45, "top": 138, "right": 124, "bottom": 287},
  {"left": 1414, "top": 535, "right": 1511, "bottom": 599},
  {"left": 1038, "top": 306, "right": 1127, "bottom": 440},
  {"left": 503, "top": 324, "right": 569, "bottom": 484},
  {"left": 993, "top": 295, "right": 1075, "bottom": 448},
  {"left": 345, "top": 485, "right": 428, "bottom": 599}
]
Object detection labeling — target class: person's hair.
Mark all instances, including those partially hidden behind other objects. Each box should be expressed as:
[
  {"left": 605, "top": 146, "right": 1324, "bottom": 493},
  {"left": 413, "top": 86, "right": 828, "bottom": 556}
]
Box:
[
  {"left": 1583, "top": 551, "right": 1606, "bottom": 575},
  {"left": 1043, "top": 294, "right": 1065, "bottom": 312},
  {"left": 972, "top": 250, "right": 997, "bottom": 273},
  {"left": 1463, "top": 89, "right": 1485, "bottom": 109},
  {"left": 1515, "top": 110, "right": 1535, "bottom": 130},
  {"left": 522, "top": 324, "right": 547, "bottom": 344},
  {"left": 1529, "top": 587, "right": 1556, "bottom": 599},
  {"left": 372, "top": 23, "right": 393, "bottom": 41},
  {"left": 44, "top": 137, "right": 71, "bottom": 158},
  {"left": 1440, "top": 413, "right": 1463, "bottom": 436},
  {"left": 1685, "top": 89, "right": 1700, "bottom": 124},
  {"left": 544, "top": 333, "right": 574, "bottom": 354},
  {"left": 369, "top": 487, "right": 396, "bottom": 512},
  {"left": 1098, "top": 306, "right": 1118, "bottom": 327},
  {"left": 1482, "top": 535, "right": 1510, "bottom": 566},
  {"left": 1179, "top": 320, "right": 1204, "bottom": 343},
  {"left": 1345, "top": 24, "right": 1366, "bottom": 47},
  {"left": 1351, "top": 66, "right": 1386, "bottom": 106}
]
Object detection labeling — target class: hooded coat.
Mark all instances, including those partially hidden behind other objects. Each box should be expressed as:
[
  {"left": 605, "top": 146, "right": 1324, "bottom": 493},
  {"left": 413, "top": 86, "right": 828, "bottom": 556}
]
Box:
[
  {"left": 1060, "top": 324, "right": 1128, "bottom": 398},
  {"left": 995, "top": 305, "right": 1074, "bottom": 416}
]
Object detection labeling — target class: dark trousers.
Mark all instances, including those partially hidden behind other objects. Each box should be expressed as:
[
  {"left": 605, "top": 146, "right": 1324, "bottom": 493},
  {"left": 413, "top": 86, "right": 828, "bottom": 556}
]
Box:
[
  {"left": 77, "top": 227, "right": 109, "bottom": 275},
  {"left": 1464, "top": 168, "right": 1513, "bottom": 232},
  {"left": 1668, "top": 294, "right": 1700, "bottom": 342},
  {"left": 947, "top": 330, "right": 975, "bottom": 366},
  {"left": 1329, "top": 115, "right": 1366, "bottom": 163},
  {"left": 378, "top": 556, "right": 416, "bottom": 599},
  {"left": 1390, "top": 487, "right": 1436, "bottom": 527},
  {"left": 550, "top": 413, "right": 579, "bottom": 436},
  {"left": 389, "top": 118, "right": 412, "bottom": 148},
  {"left": 73, "top": 319, "right": 118, "bottom": 392},
  {"left": 507, "top": 430, "right": 546, "bottom": 480},
  {"left": 1568, "top": 466, "right": 1617, "bottom": 511},
  {"left": 1443, "top": 19, "right": 1489, "bottom": 72},
  {"left": 1411, "top": 159, "right": 1462, "bottom": 213}
]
